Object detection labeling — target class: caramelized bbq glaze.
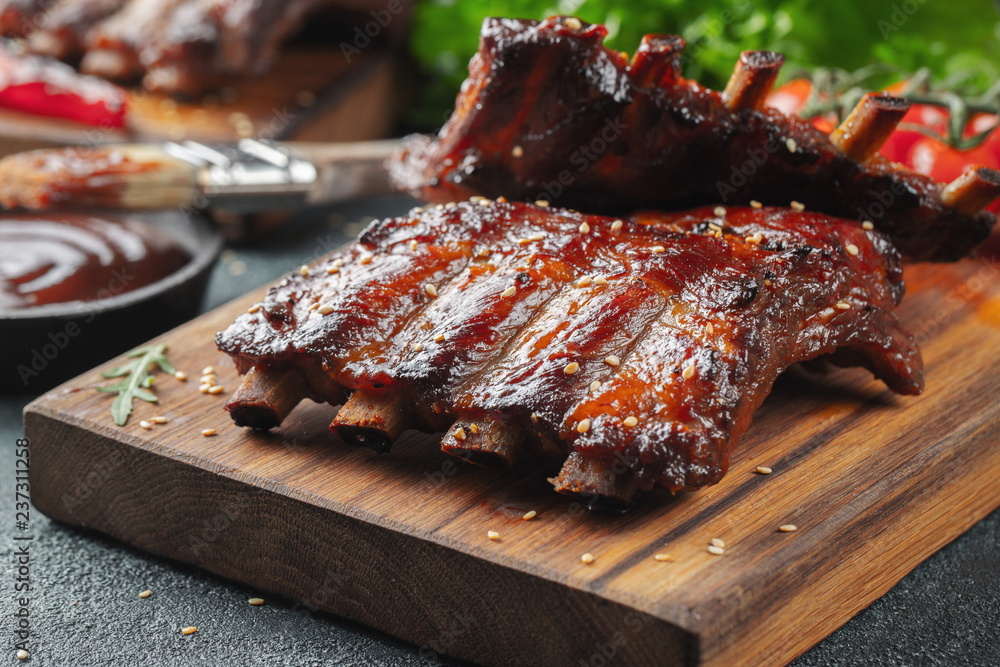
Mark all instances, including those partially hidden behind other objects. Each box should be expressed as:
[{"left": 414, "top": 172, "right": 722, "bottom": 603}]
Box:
[
  {"left": 387, "top": 16, "right": 994, "bottom": 262},
  {"left": 217, "top": 201, "right": 922, "bottom": 497},
  {"left": 0, "top": 212, "right": 190, "bottom": 310}
]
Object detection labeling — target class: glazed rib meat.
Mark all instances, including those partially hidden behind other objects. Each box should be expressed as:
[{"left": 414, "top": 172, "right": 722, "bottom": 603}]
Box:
[
  {"left": 217, "top": 200, "right": 922, "bottom": 505},
  {"left": 387, "top": 16, "right": 1000, "bottom": 262},
  {"left": 17, "top": 0, "right": 405, "bottom": 95}
]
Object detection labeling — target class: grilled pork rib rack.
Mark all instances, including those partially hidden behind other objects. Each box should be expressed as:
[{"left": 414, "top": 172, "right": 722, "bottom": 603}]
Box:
[
  {"left": 217, "top": 200, "right": 922, "bottom": 505},
  {"left": 1, "top": 0, "right": 403, "bottom": 95},
  {"left": 388, "top": 16, "right": 1000, "bottom": 262}
]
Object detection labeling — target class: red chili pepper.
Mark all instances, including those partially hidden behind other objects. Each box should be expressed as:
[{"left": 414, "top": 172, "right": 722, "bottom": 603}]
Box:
[{"left": 0, "top": 44, "right": 127, "bottom": 128}]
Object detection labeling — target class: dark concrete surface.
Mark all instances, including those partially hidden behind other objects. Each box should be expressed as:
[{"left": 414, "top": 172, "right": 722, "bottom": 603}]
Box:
[{"left": 2, "top": 197, "right": 997, "bottom": 666}]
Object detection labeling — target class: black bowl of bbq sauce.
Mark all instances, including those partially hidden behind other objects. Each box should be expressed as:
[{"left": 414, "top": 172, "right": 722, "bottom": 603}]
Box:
[{"left": 0, "top": 210, "right": 222, "bottom": 393}]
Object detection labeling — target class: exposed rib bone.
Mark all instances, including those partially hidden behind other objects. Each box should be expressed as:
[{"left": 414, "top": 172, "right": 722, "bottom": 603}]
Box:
[
  {"left": 722, "top": 50, "right": 785, "bottom": 111},
  {"left": 630, "top": 34, "right": 686, "bottom": 88},
  {"left": 550, "top": 451, "right": 639, "bottom": 508},
  {"left": 441, "top": 414, "right": 524, "bottom": 468},
  {"left": 331, "top": 387, "right": 411, "bottom": 453},
  {"left": 941, "top": 166, "right": 1000, "bottom": 216},
  {"left": 829, "top": 93, "right": 910, "bottom": 163},
  {"left": 225, "top": 365, "right": 306, "bottom": 430}
]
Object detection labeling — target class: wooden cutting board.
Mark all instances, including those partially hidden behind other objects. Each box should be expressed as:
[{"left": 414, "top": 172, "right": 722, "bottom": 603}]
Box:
[
  {"left": 24, "top": 238, "right": 1000, "bottom": 666},
  {"left": 0, "top": 47, "right": 397, "bottom": 156}
]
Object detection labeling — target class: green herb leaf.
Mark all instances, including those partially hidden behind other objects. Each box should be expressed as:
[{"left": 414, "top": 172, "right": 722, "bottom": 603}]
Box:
[{"left": 94, "top": 344, "right": 174, "bottom": 426}]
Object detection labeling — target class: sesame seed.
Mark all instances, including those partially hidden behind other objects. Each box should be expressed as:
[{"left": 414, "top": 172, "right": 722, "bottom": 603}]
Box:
[
  {"left": 745, "top": 232, "right": 763, "bottom": 244},
  {"left": 785, "top": 137, "right": 797, "bottom": 153},
  {"left": 308, "top": 303, "right": 320, "bottom": 311},
  {"left": 764, "top": 279, "right": 773, "bottom": 286},
  {"left": 411, "top": 343, "right": 423, "bottom": 352},
  {"left": 434, "top": 333, "right": 445, "bottom": 342},
  {"left": 577, "top": 276, "right": 592, "bottom": 288},
  {"left": 594, "top": 275, "right": 607, "bottom": 285},
  {"left": 623, "top": 416, "right": 638, "bottom": 427},
  {"left": 360, "top": 253, "right": 373, "bottom": 265},
  {"left": 511, "top": 145, "right": 524, "bottom": 158},
  {"left": 579, "top": 221, "right": 591, "bottom": 234},
  {"left": 651, "top": 245, "right": 665, "bottom": 253},
  {"left": 140, "top": 420, "right": 152, "bottom": 430},
  {"left": 318, "top": 304, "right": 335, "bottom": 315},
  {"left": 682, "top": 363, "right": 697, "bottom": 380},
  {"left": 412, "top": 206, "right": 425, "bottom": 214},
  {"left": 181, "top": 626, "right": 198, "bottom": 635},
  {"left": 580, "top": 552, "right": 595, "bottom": 564},
  {"left": 750, "top": 200, "right": 763, "bottom": 208},
  {"left": 790, "top": 201, "right": 805, "bottom": 211},
  {"left": 299, "top": 265, "right": 309, "bottom": 277},
  {"left": 487, "top": 530, "right": 500, "bottom": 540},
  {"left": 198, "top": 385, "right": 210, "bottom": 394},
  {"left": 247, "top": 304, "right": 261, "bottom": 314},
  {"left": 779, "top": 524, "right": 798, "bottom": 532},
  {"left": 248, "top": 598, "right": 265, "bottom": 606},
  {"left": 435, "top": 204, "right": 444, "bottom": 210},
  {"left": 605, "top": 355, "right": 620, "bottom": 366},
  {"left": 708, "top": 545, "right": 725, "bottom": 555},
  {"left": 424, "top": 284, "right": 438, "bottom": 298},
  {"left": 501, "top": 286, "right": 517, "bottom": 298},
  {"left": 446, "top": 202, "right": 457, "bottom": 208},
  {"left": 16, "top": 650, "right": 28, "bottom": 660},
  {"left": 174, "top": 371, "right": 187, "bottom": 381},
  {"left": 454, "top": 427, "right": 467, "bottom": 441},
  {"left": 711, "top": 538, "right": 725, "bottom": 548},
  {"left": 590, "top": 380, "right": 601, "bottom": 392},
  {"left": 846, "top": 243, "right": 859, "bottom": 256},
  {"left": 566, "top": 17, "right": 583, "bottom": 30},
  {"left": 151, "top": 416, "right": 168, "bottom": 424},
  {"left": 653, "top": 553, "right": 671, "bottom": 562},
  {"left": 409, "top": 240, "right": 418, "bottom": 251},
  {"left": 202, "top": 366, "right": 214, "bottom": 375},
  {"left": 523, "top": 510, "right": 537, "bottom": 521},
  {"left": 208, "top": 385, "right": 225, "bottom": 395},
  {"left": 138, "top": 589, "right": 152, "bottom": 599},
  {"left": 611, "top": 219, "right": 624, "bottom": 232},
  {"left": 564, "top": 361, "right": 580, "bottom": 374},
  {"left": 714, "top": 206, "right": 727, "bottom": 217},
  {"left": 470, "top": 196, "right": 489, "bottom": 204},
  {"left": 201, "top": 429, "right": 217, "bottom": 437},
  {"left": 332, "top": 259, "right": 345, "bottom": 269},
  {"left": 708, "top": 222, "right": 723, "bottom": 232},
  {"left": 862, "top": 220, "right": 875, "bottom": 230},
  {"left": 835, "top": 300, "right": 851, "bottom": 310},
  {"left": 755, "top": 466, "right": 773, "bottom": 474},
  {"left": 469, "top": 424, "right": 480, "bottom": 433},
  {"left": 576, "top": 418, "right": 591, "bottom": 433},
  {"left": 535, "top": 200, "right": 550, "bottom": 207},
  {"left": 705, "top": 322, "right": 714, "bottom": 335},
  {"left": 326, "top": 266, "right": 339, "bottom": 275}
]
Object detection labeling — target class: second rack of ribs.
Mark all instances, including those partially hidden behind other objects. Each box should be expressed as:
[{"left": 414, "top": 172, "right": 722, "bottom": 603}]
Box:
[{"left": 217, "top": 200, "right": 922, "bottom": 505}]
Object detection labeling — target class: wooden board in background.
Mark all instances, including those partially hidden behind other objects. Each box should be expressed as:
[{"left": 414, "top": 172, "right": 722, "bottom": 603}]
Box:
[
  {"left": 24, "top": 243, "right": 1000, "bottom": 666},
  {"left": 0, "top": 47, "right": 397, "bottom": 155}
]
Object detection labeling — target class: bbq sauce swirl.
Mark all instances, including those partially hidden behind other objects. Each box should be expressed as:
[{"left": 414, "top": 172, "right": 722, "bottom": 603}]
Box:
[{"left": 0, "top": 213, "right": 190, "bottom": 310}]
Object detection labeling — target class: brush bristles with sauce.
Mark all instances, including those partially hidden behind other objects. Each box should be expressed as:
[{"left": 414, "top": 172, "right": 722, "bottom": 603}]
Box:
[{"left": 0, "top": 145, "right": 199, "bottom": 211}]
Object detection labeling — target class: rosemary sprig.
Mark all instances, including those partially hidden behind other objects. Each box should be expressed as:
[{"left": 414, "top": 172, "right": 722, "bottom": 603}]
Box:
[
  {"left": 95, "top": 344, "right": 175, "bottom": 426},
  {"left": 795, "top": 65, "right": 1000, "bottom": 150}
]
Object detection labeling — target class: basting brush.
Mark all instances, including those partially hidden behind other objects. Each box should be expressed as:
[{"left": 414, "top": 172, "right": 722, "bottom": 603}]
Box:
[{"left": 0, "top": 138, "right": 400, "bottom": 213}]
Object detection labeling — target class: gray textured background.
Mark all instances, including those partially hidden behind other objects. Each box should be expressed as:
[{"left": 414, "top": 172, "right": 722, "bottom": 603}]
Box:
[{"left": 2, "top": 197, "right": 998, "bottom": 666}]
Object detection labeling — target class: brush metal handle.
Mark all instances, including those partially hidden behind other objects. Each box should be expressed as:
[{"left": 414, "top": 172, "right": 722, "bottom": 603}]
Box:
[{"left": 163, "top": 138, "right": 400, "bottom": 213}]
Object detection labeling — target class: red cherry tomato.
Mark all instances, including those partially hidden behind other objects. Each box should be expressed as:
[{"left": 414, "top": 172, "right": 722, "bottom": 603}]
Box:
[{"left": 766, "top": 79, "right": 837, "bottom": 132}]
